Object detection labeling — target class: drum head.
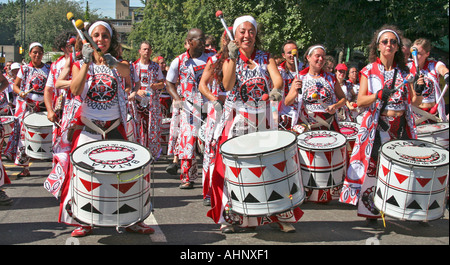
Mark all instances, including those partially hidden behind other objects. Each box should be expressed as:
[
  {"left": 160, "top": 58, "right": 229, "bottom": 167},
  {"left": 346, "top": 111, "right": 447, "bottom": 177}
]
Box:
[
  {"left": 338, "top": 122, "right": 359, "bottom": 140},
  {"left": 381, "top": 139, "right": 448, "bottom": 167},
  {"left": 297, "top": 130, "right": 347, "bottom": 150},
  {"left": 416, "top": 123, "right": 449, "bottom": 135},
  {"left": 71, "top": 140, "right": 152, "bottom": 173},
  {"left": 220, "top": 130, "right": 297, "bottom": 156},
  {"left": 23, "top": 112, "right": 52, "bottom": 127}
]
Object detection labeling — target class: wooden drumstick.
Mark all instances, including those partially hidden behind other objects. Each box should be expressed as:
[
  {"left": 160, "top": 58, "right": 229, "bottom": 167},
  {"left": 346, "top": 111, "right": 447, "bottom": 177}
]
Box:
[{"left": 22, "top": 84, "right": 39, "bottom": 97}]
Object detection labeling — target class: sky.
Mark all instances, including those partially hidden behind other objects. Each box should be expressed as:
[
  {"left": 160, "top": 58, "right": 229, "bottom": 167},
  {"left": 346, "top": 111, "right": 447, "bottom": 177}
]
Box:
[{"left": 0, "top": 0, "right": 145, "bottom": 19}]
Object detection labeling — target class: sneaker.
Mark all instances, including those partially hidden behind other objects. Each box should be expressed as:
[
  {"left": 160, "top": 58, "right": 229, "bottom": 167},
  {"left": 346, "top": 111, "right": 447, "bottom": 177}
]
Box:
[
  {"left": 179, "top": 182, "right": 194, "bottom": 189},
  {"left": 125, "top": 222, "right": 155, "bottom": 234},
  {"left": 165, "top": 163, "right": 179, "bottom": 175},
  {"left": 203, "top": 198, "right": 211, "bottom": 206},
  {"left": 0, "top": 190, "right": 13, "bottom": 206},
  {"left": 71, "top": 226, "right": 93, "bottom": 237},
  {"left": 17, "top": 168, "right": 30, "bottom": 178}
]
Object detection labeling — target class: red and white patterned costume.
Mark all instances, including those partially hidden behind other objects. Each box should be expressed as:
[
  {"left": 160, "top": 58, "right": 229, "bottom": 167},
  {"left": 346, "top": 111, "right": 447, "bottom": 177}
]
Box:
[
  {"left": 408, "top": 59, "right": 447, "bottom": 123},
  {"left": 132, "top": 60, "right": 165, "bottom": 159},
  {"left": 207, "top": 49, "right": 304, "bottom": 228},
  {"left": 340, "top": 59, "right": 417, "bottom": 218},
  {"left": 43, "top": 55, "right": 79, "bottom": 198},
  {"left": 277, "top": 60, "right": 302, "bottom": 129},
  {"left": 4, "top": 62, "right": 50, "bottom": 166},
  {"left": 166, "top": 49, "right": 216, "bottom": 184}
]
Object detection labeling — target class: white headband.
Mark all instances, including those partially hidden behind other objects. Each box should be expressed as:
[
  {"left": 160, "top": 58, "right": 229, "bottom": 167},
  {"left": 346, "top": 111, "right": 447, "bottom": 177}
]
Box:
[
  {"left": 88, "top": 21, "right": 113, "bottom": 37},
  {"left": 29, "top": 42, "right": 43, "bottom": 52},
  {"left": 377, "top": 29, "right": 400, "bottom": 43},
  {"left": 233, "top": 15, "right": 257, "bottom": 35},
  {"left": 308, "top": 45, "right": 325, "bottom": 56}
]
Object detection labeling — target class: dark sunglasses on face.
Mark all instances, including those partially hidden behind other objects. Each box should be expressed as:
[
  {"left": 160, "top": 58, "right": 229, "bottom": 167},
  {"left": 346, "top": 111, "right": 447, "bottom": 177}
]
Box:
[{"left": 380, "top": 39, "right": 398, "bottom": 46}]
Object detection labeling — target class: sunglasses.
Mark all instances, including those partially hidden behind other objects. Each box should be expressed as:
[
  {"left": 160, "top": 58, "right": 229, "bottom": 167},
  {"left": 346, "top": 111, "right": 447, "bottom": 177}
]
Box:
[{"left": 380, "top": 39, "right": 398, "bottom": 46}]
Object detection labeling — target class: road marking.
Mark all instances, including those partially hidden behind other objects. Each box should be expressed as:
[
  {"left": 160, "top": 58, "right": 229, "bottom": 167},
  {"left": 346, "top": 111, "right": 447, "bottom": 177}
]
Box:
[{"left": 144, "top": 212, "right": 167, "bottom": 242}]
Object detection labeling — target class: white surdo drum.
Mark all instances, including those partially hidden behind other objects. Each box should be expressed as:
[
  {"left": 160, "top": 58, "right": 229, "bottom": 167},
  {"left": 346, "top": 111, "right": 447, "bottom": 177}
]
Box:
[
  {"left": 70, "top": 140, "right": 153, "bottom": 227},
  {"left": 375, "top": 139, "right": 449, "bottom": 221},
  {"left": 23, "top": 112, "right": 53, "bottom": 159},
  {"left": 416, "top": 122, "right": 449, "bottom": 149},
  {"left": 220, "top": 130, "right": 305, "bottom": 216},
  {"left": 297, "top": 130, "right": 347, "bottom": 189}
]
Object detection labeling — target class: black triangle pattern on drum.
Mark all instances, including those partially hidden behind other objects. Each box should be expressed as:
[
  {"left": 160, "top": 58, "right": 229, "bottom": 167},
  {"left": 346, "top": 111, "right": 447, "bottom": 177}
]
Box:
[
  {"left": 386, "top": 196, "right": 399, "bottom": 207},
  {"left": 37, "top": 147, "right": 46, "bottom": 153},
  {"left": 230, "top": 190, "right": 239, "bottom": 201},
  {"left": 243, "top": 193, "right": 260, "bottom": 203},
  {"left": 428, "top": 200, "right": 440, "bottom": 210},
  {"left": 290, "top": 183, "right": 299, "bottom": 194},
  {"left": 81, "top": 203, "right": 102, "bottom": 214},
  {"left": 113, "top": 204, "right": 137, "bottom": 214},
  {"left": 406, "top": 200, "right": 422, "bottom": 210},
  {"left": 268, "top": 191, "right": 283, "bottom": 201},
  {"left": 376, "top": 187, "right": 383, "bottom": 199},
  {"left": 327, "top": 173, "right": 335, "bottom": 187},
  {"left": 307, "top": 174, "right": 317, "bottom": 187},
  {"left": 27, "top": 145, "right": 33, "bottom": 151}
]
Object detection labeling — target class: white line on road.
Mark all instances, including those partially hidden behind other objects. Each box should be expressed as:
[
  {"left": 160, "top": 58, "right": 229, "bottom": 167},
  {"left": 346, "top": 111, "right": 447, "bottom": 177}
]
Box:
[{"left": 144, "top": 212, "right": 167, "bottom": 242}]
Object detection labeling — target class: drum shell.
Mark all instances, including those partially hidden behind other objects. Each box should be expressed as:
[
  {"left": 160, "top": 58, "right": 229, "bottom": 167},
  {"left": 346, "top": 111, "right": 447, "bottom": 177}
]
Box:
[
  {"left": 70, "top": 140, "right": 153, "bottom": 227},
  {"left": 297, "top": 131, "right": 347, "bottom": 189},
  {"left": 416, "top": 122, "right": 449, "bottom": 149},
  {"left": 126, "top": 114, "right": 136, "bottom": 142},
  {"left": 220, "top": 131, "right": 305, "bottom": 216},
  {"left": 160, "top": 118, "right": 171, "bottom": 155},
  {"left": 23, "top": 112, "right": 53, "bottom": 159},
  {"left": 374, "top": 140, "right": 449, "bottom": 221},
  {"left": 1, "top": 116, "right": 15, "bottom": 146}
]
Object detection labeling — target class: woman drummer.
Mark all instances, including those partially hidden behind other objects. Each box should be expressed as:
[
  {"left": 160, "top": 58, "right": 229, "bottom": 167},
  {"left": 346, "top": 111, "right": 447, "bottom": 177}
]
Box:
[
  {"left": 284, "top": 44, "right": 347, "bottom": 203},
  {"left": 6, "top": 42, "right": 50, "bottom": 178},
  {"left": 59, "top": 20, "right": 155, "bottom": 237},
  {"left": 339, "top": 25, "right": 422, "bottom": 225},
  {"left": 409, "top": 38, "right": 449, "bottom": 124},
  {"left": 207, "top": 15, "right": 304, "bottom": 233}
]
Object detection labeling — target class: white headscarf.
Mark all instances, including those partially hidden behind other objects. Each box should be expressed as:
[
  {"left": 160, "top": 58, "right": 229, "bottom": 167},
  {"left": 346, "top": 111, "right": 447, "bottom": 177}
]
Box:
[
  {"left": 88, "top": 21, "right": 113, "bottom": 37},
  {"left": 29, "top": 42, "right": 43, "bottom": 52},
  {"left": 233, "top": 15, "right": 258, "bottom": 35}
]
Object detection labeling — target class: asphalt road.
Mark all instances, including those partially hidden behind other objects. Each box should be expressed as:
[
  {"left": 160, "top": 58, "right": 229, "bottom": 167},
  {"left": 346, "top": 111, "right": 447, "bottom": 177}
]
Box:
[{"left": 0, "top": 153, "right": 448, "bottom": 262}]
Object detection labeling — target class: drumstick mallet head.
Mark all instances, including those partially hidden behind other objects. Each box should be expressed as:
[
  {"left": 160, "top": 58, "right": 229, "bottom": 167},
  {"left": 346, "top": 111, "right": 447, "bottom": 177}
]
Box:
[
  {"left": 411, "top": 47, "right": 420, "bottom": 72},
  {"left": 261, "top": 93, "right": 269, "bottom": 101},
  {"left": 216, "top": 10, "right": 234, "bottom": 41},
  {"left": 291, "top": 48, "right": 300, "bottom": 79},
  {"left": 75, "top": 19, "right": 104, "bottom": 57}
]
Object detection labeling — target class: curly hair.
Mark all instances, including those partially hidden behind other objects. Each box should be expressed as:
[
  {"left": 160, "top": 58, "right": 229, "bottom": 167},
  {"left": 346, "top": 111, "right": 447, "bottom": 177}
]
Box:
[
  {"left": 368, "top": 24, "right": 407, "bottom": 71},
  {"left": 54, "top": 30, "right": 76, "bottom": 51}
]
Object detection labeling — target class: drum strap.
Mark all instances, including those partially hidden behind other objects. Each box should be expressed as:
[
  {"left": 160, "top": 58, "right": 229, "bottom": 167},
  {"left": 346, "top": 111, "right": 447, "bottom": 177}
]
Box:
[{"left": 81, "top": 116, "right": 121, "bottom": 139}]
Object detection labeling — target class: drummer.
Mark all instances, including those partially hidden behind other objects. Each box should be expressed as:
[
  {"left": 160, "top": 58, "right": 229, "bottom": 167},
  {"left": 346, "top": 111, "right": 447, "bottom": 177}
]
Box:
[
  {"left": 284, "top": 44, "right": 347, "bottom": 203},
  {"left": 58, "top": 20, "right": 155, "bottom": 237},
  {"left": 339, "top": 25, "right": 422, "bottom": 226},
  {"left": 5, "top": 42, "right": 50, "bottom": 178},
  {"left": 207, "top": 15, "right": 304, "bottom": 233},
  {"left": 408, "top": 38, "right": 449, "bottom": 124}
]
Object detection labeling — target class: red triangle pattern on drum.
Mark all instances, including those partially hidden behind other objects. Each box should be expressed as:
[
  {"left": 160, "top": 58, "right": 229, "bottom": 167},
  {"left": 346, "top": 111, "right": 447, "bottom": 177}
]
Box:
[
  {"left": 144, "top": 173, "right": 150, "bottom": 183},
  {"left": 28, "top": 131, "right": 35, "bottom": 138},
  {"left": 39, "top": 133, "right": 49, "bottom": 139},
  {"left": 416, "top": 178, "right": 431, "bottom": 188},
  {"left": 381, "top": 165, "right": 390, "bottom": 177},
  {"left": 324, "top": 151, "right": 333, "bottom": 165},
  {"left": 80, "top": 178, "right": 102, "bottom": 192},
  {"left": 438, "top": 175, "right": 447, "bottom": 185},
  {"left": 111, "top": 182, "right": 136, "bottom": 194},
  {"left": 394, "top": 172, "right": 408, "bottom": 184},
  {"left": 305, "top": 151, "right": 315, "bottom": 165},
  {"left": 273, "top": 161, "right": 287, "bottom": 172},
  {"left": 229, "top": 166, "right": 241, "bottom": 178},
  {"left": 249, "top": 166, "right": 266, "bottom": 178}
]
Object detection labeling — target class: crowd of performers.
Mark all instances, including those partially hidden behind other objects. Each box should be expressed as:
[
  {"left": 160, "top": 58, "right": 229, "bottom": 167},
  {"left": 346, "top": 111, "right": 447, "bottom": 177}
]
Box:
[{"left": 1, "top": 15, "right": 449, "bottom": 237}]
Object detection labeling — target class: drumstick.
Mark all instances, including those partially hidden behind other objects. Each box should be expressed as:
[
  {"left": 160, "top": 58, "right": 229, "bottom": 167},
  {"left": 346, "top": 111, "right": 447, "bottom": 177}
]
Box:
[
  {"left": 22, "top": 84, "right": 39, "bottom": 97},
  {"left": 411, "top": 47, "right": 420, "bottom": 74},
  {"left": 66, "top": 12, "right": 88, "bottom": 44},
  {"left": 430, "top": 84, "right": 448, "bottom": 114},
  {"left": 291, "top": 49, "right": 300, "bottom": 80},
  {"left": 75, "top": 18, "right": 104, "bottom": 57},
  {"left": 215, "top": 10, "right": 234, "bottom": 41}
]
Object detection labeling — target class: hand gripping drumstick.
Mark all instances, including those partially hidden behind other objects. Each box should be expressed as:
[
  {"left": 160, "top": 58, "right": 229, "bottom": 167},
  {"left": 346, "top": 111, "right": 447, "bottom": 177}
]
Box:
[
  {"left": 22, "top": 84, "right": 39, "bottom": 97},
  {"left": 75, "top": 18, "right": 104, "bottom": 57},
  {"left": 411, "top": 47, "right": 420, "bottom": 74},
  {"left": 291, "top": 49, "right": 300, "bottom": 79},
  {"left": 430, "top": 84, "right": 448, "bottom": 114},
  {"left": 215, "top": 10, "right": 234, "bottom": 41}
]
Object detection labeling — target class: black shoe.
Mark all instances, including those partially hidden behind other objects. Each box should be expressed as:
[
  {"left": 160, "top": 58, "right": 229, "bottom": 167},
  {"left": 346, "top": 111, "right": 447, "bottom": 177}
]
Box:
[
  {"left": 0, "top": 190, "right": 13, "bottom": 206},
  {"left": 166, "top": 163, "right": 179, "bottom": 175},
  {"left": 203, "top": 198, "right": 211, "bottom": 206}
]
